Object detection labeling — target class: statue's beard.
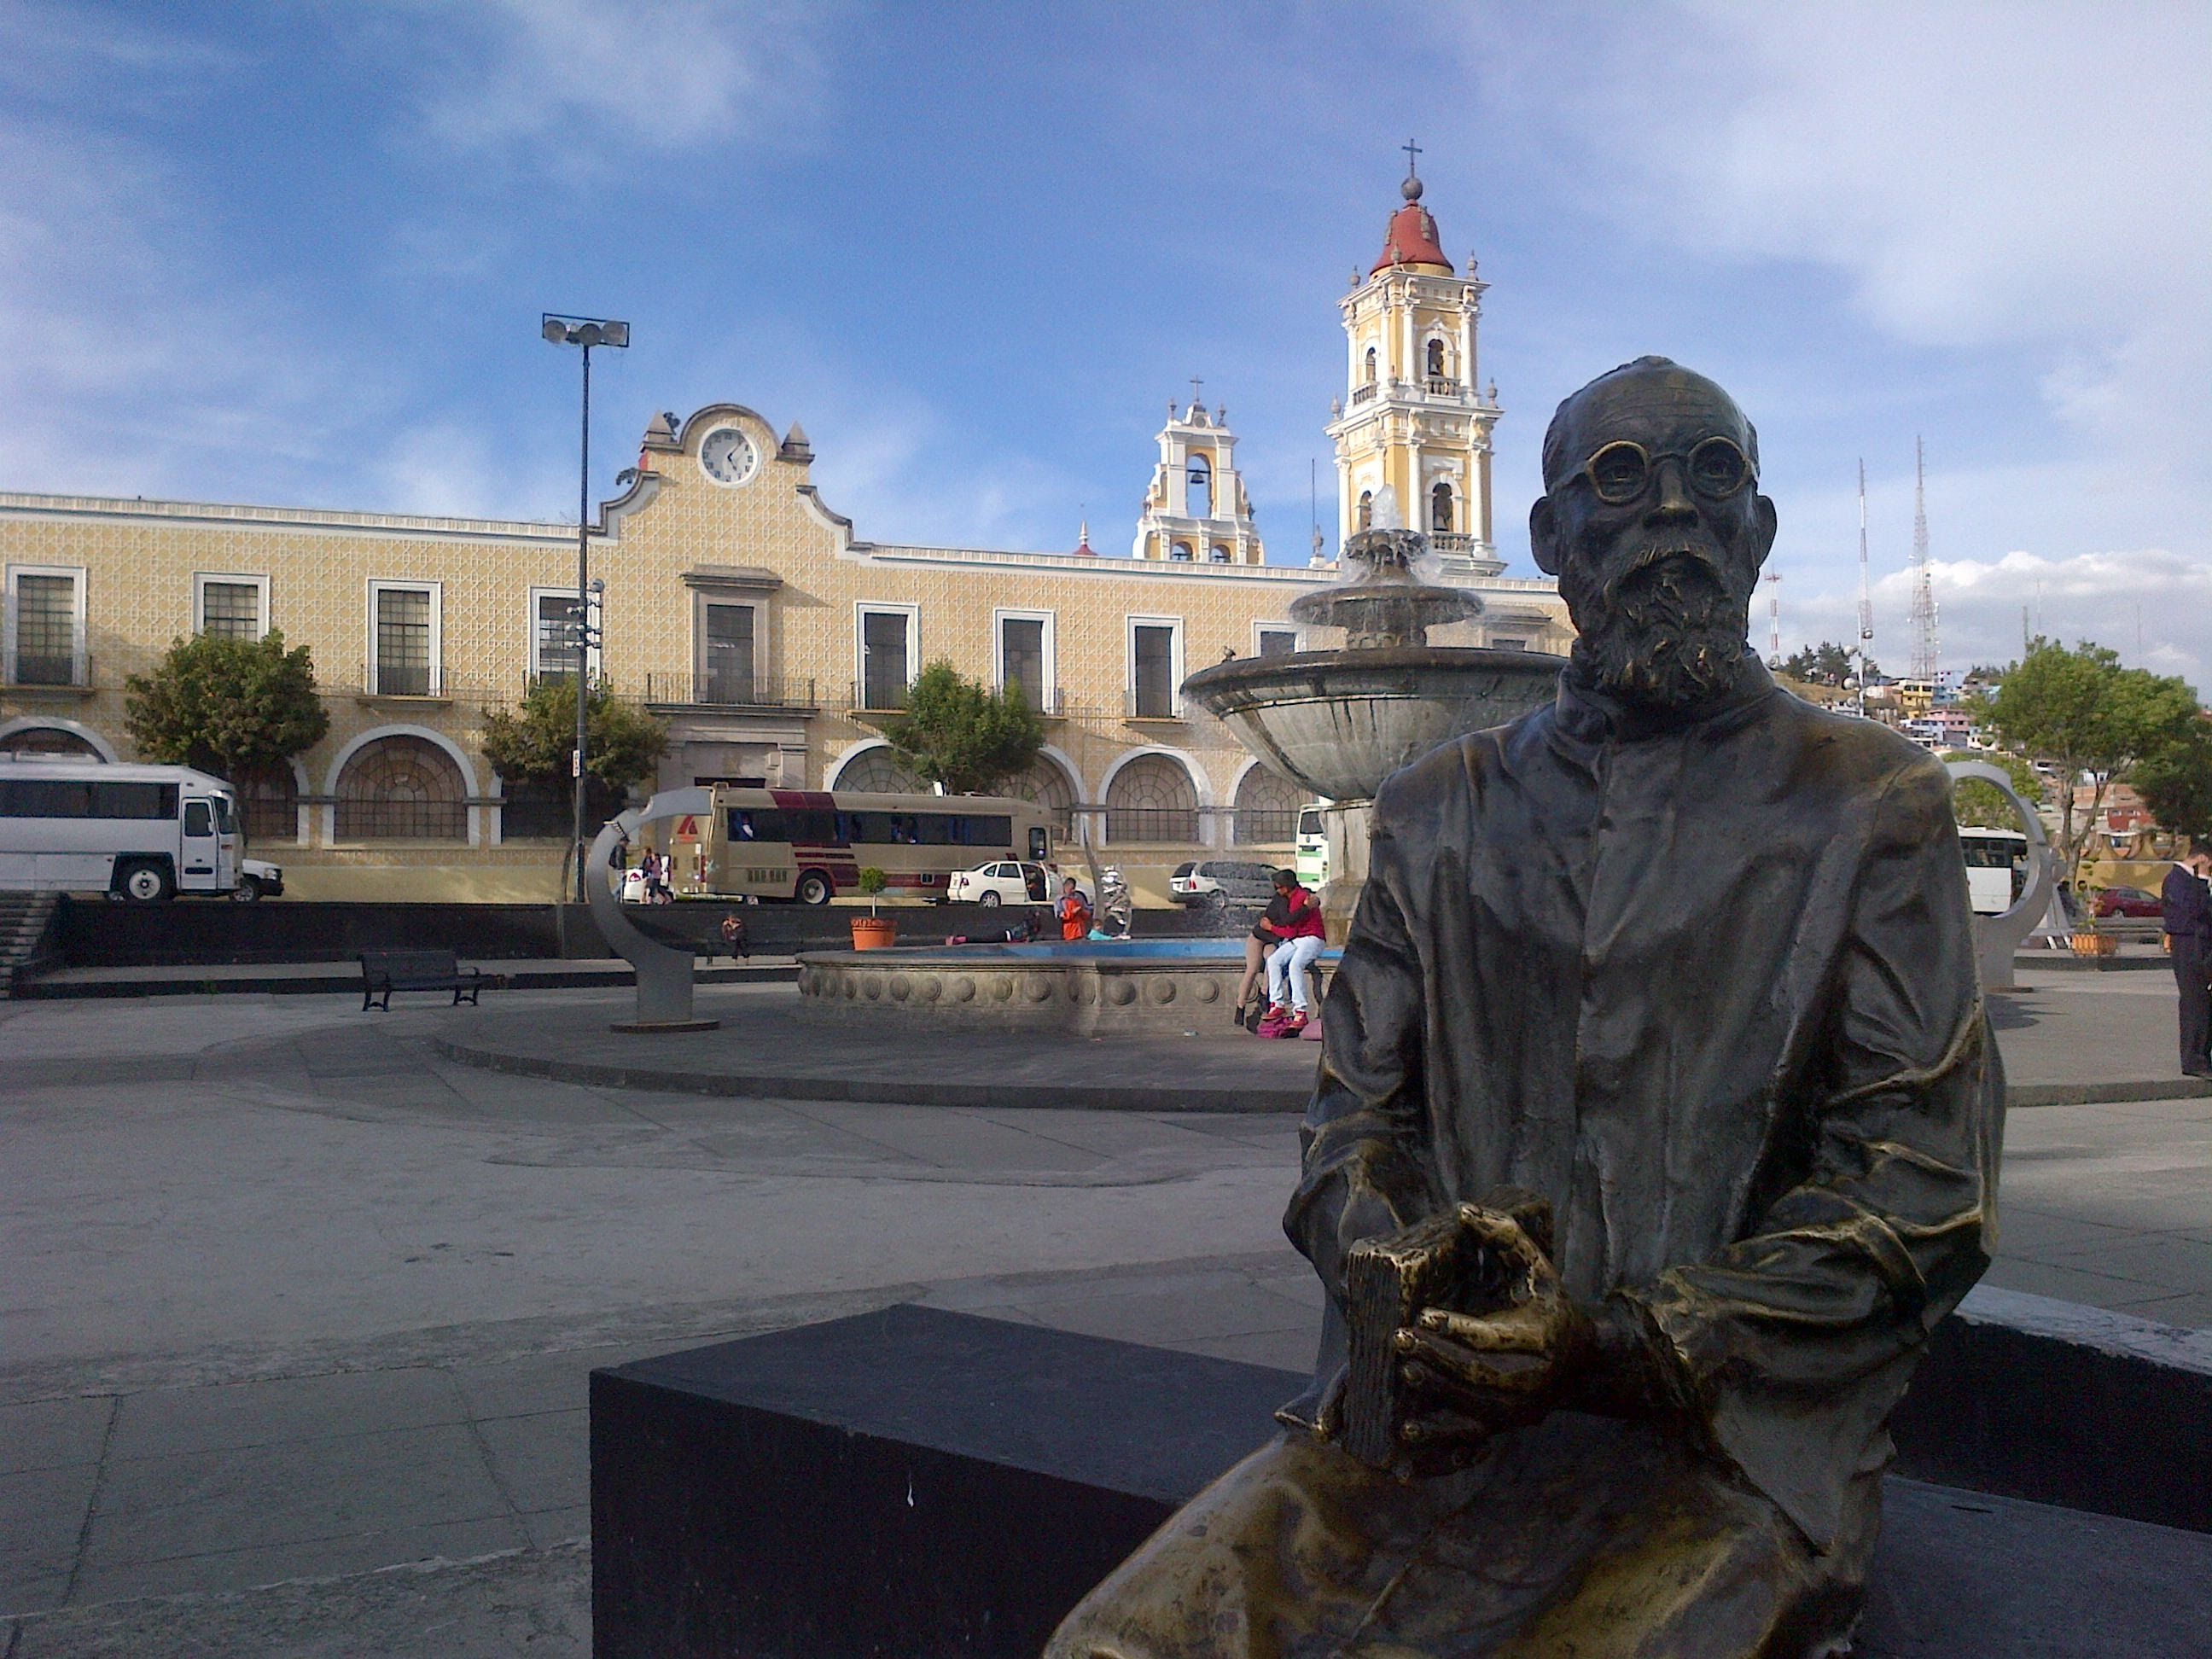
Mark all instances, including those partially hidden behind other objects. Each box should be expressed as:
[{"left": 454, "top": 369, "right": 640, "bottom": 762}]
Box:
[{"left": 1563, "top": 548, "right": 1751, "bottom": 712}]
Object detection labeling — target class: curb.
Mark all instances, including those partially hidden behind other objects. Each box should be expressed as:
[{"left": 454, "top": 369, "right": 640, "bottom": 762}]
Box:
[
  {"left": 13, "top": 963, "right": 799, "bottom": 999},
  {"left": 428, "top": 1035, "right": 1306, "bottom": 1115},
  {"left": 428, "top": 1034, "right": 2212, "bottom": 1115}
]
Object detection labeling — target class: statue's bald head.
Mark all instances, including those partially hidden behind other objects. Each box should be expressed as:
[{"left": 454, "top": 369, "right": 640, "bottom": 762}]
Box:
[
  {"left": 1530, "top": 357, "right": 1778, "bottom": 713},
  {"left": 1540, "top": 357, "right": 1760, "bottom": 492}
]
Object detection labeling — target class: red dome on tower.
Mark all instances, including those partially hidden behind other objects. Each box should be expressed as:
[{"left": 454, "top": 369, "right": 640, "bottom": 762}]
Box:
[{"left": 1371, "top": 168, "right": 1453, "bottom": 275}]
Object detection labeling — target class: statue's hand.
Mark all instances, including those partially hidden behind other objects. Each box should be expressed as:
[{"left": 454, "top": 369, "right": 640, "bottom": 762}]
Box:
[{"left": 1391, "top": 1205, "right": 1593, "bottom": 1443}]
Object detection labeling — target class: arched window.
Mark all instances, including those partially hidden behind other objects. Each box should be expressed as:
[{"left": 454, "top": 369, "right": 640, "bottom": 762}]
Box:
[
  {"left": 1232, "top": 765, "right": 1301, "bottom": 846},
  {"left": 833, "top": 744, "right": 926, "bottom": 794},
  {"left": 1208, "top": 544, "right": 1231, "bottom": 563},
  {"left": 1185, "top": 452, "right": 1213, "bottom": 520},
  {"left": 238, "top": 767, "right": 300, "bottom": 843},
  {"left": 1170, "top": 541, "right": 1195, "bottom": 562},
  {"left": 0, "top": 724, "right": 102, "bottom": 759},
  {"left": 1104, "top": 754, "right": 1199, "bottom": 845},
  {"left": 1426, "top": 338, "right": 1447, "bottom": 377},
  {"left": 1431, "top": 481, "right": 1454, "bottom": 534},
  {"left": 1002, "top": 754, "right": 1080, "bottom": 839},
  {"left": 1357, "top": 491, "right": 1374, "bottom": 532},
  {"left": 335, "top": 735, "right": 466, "bottom": 841},
  {"left": 1363, "top": 346, "right": 1377, "bottom": 384}
]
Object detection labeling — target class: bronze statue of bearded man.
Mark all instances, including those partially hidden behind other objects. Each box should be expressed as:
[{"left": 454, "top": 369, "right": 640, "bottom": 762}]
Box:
[{"left": 1045, "top": 358, "right": 2002, "bottom": 1659}]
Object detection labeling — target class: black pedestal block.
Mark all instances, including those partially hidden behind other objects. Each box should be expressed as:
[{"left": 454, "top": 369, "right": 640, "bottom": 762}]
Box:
[{"left": 591, "top": 1304, "right": 2212, "bottom": 1659}]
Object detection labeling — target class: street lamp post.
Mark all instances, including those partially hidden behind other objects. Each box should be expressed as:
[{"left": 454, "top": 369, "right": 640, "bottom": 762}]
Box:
[{"left": 541, "top": 314, "right": 630, "bottom": 904}]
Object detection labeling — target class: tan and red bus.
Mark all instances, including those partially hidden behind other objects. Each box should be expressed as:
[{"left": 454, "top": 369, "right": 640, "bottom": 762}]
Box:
[{"left": 670, "top": 787, "right": 1061, "bottom": 905}]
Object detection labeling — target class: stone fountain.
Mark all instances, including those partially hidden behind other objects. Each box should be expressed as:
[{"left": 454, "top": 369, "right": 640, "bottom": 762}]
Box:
[{"left": 1179, "top": 491, "right": 1562, "bottom": 937}]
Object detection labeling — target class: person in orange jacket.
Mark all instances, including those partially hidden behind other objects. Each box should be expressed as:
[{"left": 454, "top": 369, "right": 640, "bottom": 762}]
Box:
[{"left": 1056, "top": 876, "right": 1092, "bottom": 941}]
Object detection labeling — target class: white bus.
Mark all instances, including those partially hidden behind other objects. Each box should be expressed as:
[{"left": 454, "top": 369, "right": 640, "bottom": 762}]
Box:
[
  {"left": 1294, "top": 803, "right": 1329, "bottom": 890},
  {"left": 0, "top": 759, "right": 250, "bottom": 901},
  {"left": 1959, "top": 826, "right": 2029, "bottom": 917}
]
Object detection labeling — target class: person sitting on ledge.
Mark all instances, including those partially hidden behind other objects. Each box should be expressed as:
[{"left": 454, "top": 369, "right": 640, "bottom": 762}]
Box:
[
  {"left": 1057, "top": 876, "right": 1093, "bottom": 942},
  {"left": 1045, "top": 358, "right": 2001, "bottom": 1659}
]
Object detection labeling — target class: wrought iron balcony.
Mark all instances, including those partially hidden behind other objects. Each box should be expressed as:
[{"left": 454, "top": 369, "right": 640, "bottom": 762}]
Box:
[{"left": 642, "top": 673, "right": 819, "bottom": 711}]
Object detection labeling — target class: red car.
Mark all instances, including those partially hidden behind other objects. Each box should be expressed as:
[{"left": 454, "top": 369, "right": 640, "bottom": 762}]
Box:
[{"left": 2093, "top": 886, "right": 2163, "bottom": 919}]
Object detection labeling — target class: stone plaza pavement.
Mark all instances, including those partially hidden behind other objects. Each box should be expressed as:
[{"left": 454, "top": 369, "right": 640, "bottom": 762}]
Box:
[{"left": 4, "top": 974, "right": 2212, "bottom": 1656}]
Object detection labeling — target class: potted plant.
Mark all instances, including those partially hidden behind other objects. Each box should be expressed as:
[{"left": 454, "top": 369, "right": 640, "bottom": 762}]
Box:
[
  {"left": 851, "top": 867, "right": 897, "bottom": 950},
  {"left": 2070, "top": 894, "right": 2119, "bottom": 961}
]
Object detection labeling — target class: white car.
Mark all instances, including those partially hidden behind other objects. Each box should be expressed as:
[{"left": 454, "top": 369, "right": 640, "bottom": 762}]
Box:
[
  {"left": 230, "top": 857, "right": 284, "bottom": 901},
  {"left": 947, "top": 860, "right": 1085, "bottom": 909}
]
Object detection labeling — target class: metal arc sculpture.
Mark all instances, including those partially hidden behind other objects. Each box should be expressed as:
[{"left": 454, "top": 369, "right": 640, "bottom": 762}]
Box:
[
  {"left": 1944, "top": 758, "right": 2057, "bottom": 992},
  {"left": 586, "top": 786, "right": 720, "bottom": 1033}
]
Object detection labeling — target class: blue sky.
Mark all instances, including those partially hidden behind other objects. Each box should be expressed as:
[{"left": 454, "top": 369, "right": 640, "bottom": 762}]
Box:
[{"left": 4, "top": 1, "right": 2209, "bottom": 685}]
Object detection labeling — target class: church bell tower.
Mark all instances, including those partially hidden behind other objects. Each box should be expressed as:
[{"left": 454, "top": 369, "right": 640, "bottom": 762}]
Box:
[
  {"left": 1324, "top": 148, "right": 1501, "bottom": 577},
  {"left": 1132, "top": 385, "right": 1265, "bottom": 563}
]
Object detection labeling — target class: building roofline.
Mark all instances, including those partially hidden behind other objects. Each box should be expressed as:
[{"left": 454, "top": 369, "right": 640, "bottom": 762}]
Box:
[{"left": 0, "top": 489, "right": 573, "bottom": 544}]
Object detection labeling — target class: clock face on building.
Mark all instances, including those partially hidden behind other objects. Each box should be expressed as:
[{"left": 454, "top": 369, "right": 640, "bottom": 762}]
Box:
[{"left": 699, "top": 427, "right": 758, "bottom": 487}]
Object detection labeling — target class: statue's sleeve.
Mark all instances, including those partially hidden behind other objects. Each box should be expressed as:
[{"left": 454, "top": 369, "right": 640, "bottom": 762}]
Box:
[
  {"left": 1620, "top": 755, "right": 2003, "bottom": 1547},
  {"left": 1282, "top": 818, "right": 1441, "bottom": 1305}
]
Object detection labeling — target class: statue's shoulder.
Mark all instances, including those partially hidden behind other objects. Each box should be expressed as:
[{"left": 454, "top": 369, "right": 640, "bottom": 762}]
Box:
[
  {"left": 1374, "top": 704, "right": 1551, "bottom": 822},
  {"left": 1768, "top": 690, "right": 1953, "bottom": 824}
]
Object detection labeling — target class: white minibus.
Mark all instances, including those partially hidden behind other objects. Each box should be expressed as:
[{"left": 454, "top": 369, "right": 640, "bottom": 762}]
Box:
[{"left": 0, "top": 759, "right": 245, "bottom": 900}]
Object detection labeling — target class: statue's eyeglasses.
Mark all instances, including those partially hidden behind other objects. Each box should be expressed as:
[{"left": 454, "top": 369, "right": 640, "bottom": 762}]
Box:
[{"left": 1575, "top": 437, "right": 1755, "bottom": 505}]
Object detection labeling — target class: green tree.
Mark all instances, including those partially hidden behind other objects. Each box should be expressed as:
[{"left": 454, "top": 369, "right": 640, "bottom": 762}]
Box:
[
  {"left": 1940, "top": 749, "right": 2045, "bottom": 830},
  {"left": 880, "top": 661, "right": 1044, "bottom": 795},
  {"left": 124, "top": 630, "right": 329, "bottom": 783},
  {"left": 2133, "top": 719, "right": 2212, "bottom": 846},
  {"left": 1778, "top": 641, "right": 1870, "bottom": 687},
  {"left": 1985, "top": 638, "right": 2200, "bottom": 877},
  {"left": 480, "top": 678, "right": 668, "bottom": 797}
]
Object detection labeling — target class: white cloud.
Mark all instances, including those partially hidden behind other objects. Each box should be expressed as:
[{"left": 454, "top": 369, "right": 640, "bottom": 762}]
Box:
[
  {"left": 381, "top": 0, "right": 838, "bottom": 164},
  {"left": 1787, "top": 546, "right": 2212, "bottom": 690},
  {"left": 0, "top": 110, "right": 351, "bottom": 501}
]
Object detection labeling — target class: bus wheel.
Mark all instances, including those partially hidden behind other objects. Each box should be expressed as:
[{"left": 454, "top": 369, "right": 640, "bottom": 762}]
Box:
[
  {"left": 795, "top": 870, "right": 833, "bottom": 906},
  {"left": 119, "top": 861, "right": 174, "bottom": 903}
]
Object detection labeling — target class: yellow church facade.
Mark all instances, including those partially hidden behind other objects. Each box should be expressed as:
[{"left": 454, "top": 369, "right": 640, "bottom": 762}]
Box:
[{"left": 0, "top": 177, "right": 1570, "bottom": 903}]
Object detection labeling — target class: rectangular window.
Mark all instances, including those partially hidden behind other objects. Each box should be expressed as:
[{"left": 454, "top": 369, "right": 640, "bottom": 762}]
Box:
[
  {"left": 371, "top": 583, "right": 437, "bottom": 696},
  {"left": 1257, "top": 627, "right": 1300, "bottom": 658},
  {"left": 533, "top": 591, "right": 579, "bottom": 679},
  {"left": 1131, "top": 620, "right": 1181, "bottom": 719},
  {"left": 859, "top": 608, "right": 913, "bottom": 711},
  {"left": 7, "top": 568, "right": 84, "bottom": 686},
  {"left": 704, "top": 602, "right": 756, "bottom": 703},
  {"left": 998, "top": 615, "right": 1047, "bottom": 711},
  {"left": 91, "top": 782, "right": 176, "bottom": 819},
  {"left": 195, "top": 574, "right": 267, "bottom": 641}
]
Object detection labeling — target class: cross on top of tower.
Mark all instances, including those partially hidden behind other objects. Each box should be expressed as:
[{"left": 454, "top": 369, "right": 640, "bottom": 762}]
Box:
[
  {"left": 1401, "top": 137, "right": 1423, "bottom": 201},
  {"left": 1188, "top": 376, "right": 1203, "bottom": 408}
]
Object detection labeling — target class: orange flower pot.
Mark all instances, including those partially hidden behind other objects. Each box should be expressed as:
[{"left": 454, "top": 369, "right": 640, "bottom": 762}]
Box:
[{"left": 850, "top": 917, "right": 898, "bottom": 951}]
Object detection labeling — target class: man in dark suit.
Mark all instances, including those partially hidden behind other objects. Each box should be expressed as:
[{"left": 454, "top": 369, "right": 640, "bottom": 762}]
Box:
[{"left": 2162, "top": 841, "right": 2212, "bottom": 1076}]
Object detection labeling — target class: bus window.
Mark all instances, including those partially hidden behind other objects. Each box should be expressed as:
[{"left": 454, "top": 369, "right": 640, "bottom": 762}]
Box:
[
  {"left": 784, "top": 809, "right": 839, "bottom": 844},
  {"left": 970, "top": 814, "right": 1012, "bottom": 847},
  {"left": 2, "top": 778, "right": 93, "bottom": 817},
  {"left": 90, "top": 782, "right": 173, "bottom": 819},
  {"left": 212, "top": 795, "right": 236, "bottom": 834},
  {"left": 1028, "top": 826, "right": 1050, "bottom": 859},
  {"left": 183, "top": 800, "right": 214, "bottom": 837}
]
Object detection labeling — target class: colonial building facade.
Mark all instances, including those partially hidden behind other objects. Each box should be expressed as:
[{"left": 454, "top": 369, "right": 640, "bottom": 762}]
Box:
[{"left": 0, "top": 176, "right": 1569, "bottom": 902}]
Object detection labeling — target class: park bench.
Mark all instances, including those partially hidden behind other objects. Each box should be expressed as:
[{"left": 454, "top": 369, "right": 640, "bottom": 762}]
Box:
[{"left": 358, "top": 947, "right": 484, "bottom": 1012}]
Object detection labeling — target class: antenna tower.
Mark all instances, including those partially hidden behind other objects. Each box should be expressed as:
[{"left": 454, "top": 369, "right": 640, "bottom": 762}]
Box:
[
  {"left": 1906, "top": 437, "right": 1939, "bottom": 681},
  {"left": 1856, "top": 460, "right": 1874, "bottom": 712}
]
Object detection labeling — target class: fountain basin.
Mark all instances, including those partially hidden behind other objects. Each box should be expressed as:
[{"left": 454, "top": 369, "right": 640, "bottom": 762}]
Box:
[
  {"left": 796, "top": 938, "right": 1340, "bottom": 1036},
  {"left": 1180, "top": 645, "right": 1562, "bottom": 803}
]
